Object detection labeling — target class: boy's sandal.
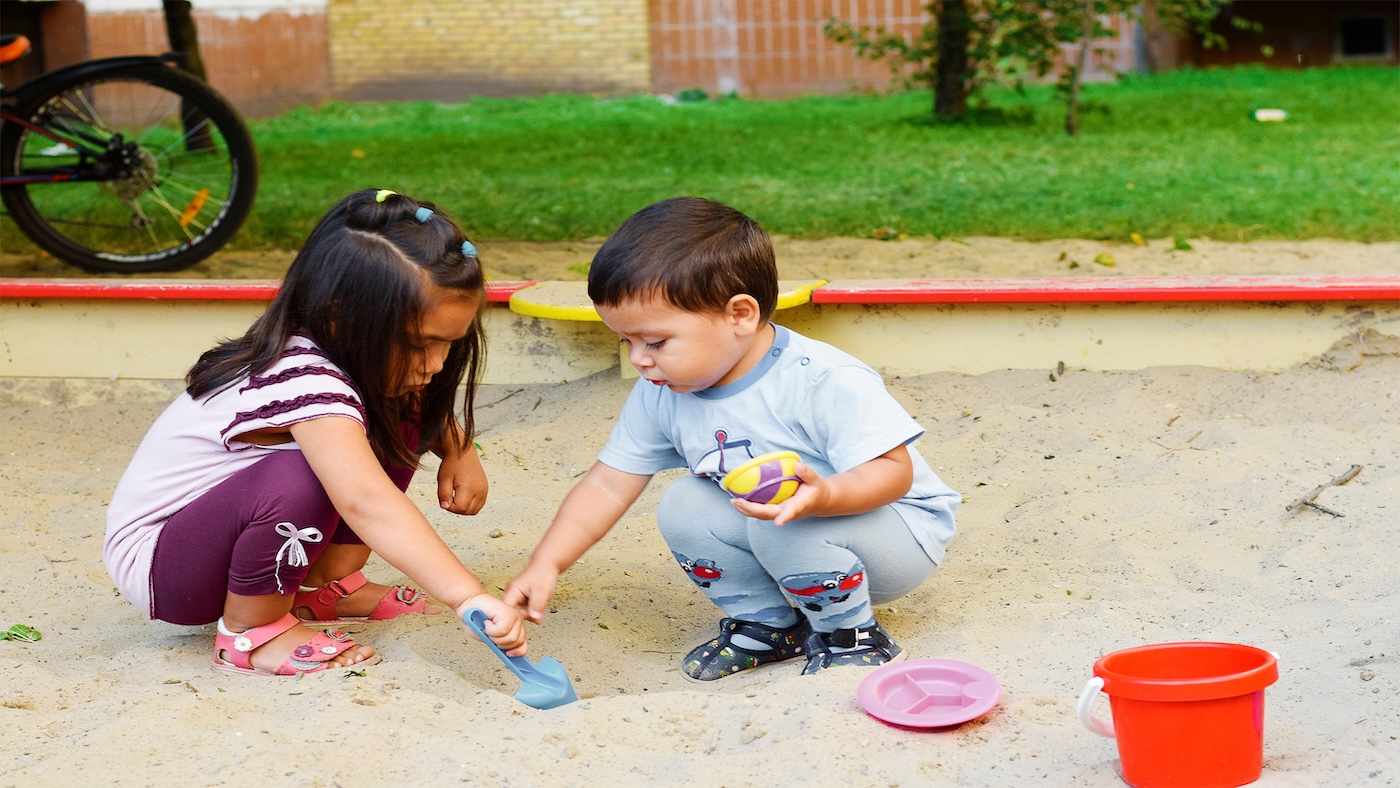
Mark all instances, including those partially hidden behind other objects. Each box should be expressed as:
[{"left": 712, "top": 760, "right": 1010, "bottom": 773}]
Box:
[
  {"left": 682, "top": 617, "right": 810, "bottom": 682},
  {"left": 293, "top": 570, "right": 443, "bottom": 624},
  {"left": 800, "top": 620, "right": 908, "bottom": 676},
  {"left": 211, "top": 613, "right": 379, "bottom": 677}
]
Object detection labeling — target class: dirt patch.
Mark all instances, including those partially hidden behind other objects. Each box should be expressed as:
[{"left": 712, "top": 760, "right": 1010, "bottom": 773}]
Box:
[{"left": 5, "top": 237, "right": 1398, "bottom": 281}]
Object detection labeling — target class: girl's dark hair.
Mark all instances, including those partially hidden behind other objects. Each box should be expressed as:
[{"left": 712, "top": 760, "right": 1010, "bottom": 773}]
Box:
[
  {"left": 187, "top": 189, "right": 486, "bottom": 468},
  {"left": 587, "top": 197, "right": 777, "bottom": 321}
]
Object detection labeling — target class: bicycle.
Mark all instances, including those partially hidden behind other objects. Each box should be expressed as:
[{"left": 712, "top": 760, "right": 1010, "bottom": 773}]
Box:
[{"left": 0, "top": 34, "right": 258, "bottom": 273}]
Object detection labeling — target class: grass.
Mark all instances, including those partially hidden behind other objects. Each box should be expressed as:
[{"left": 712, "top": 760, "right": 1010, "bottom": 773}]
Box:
[{"left": 7, "top": 65, "right": 1400, "bottom": 255}]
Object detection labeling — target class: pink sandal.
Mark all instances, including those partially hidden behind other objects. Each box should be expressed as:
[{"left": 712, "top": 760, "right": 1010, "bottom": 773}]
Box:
[
  {"left": 211, "top": 613, "right": 378, "bottom": 676},
  {"left": 293, "top": 570, "right": 443, "bottom": 625}
]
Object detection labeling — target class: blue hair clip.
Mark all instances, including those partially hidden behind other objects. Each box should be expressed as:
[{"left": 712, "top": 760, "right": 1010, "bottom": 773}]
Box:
[
  {"left": 461, "top": 240, "right": 478, "bottom": 257},
  {"left": 415, "top": 207, "right": 434, "bottom": 223}
]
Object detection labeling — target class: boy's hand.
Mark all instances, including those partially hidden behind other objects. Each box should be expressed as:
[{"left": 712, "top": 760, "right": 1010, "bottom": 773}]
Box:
[
  {"left": 730, "top": 462, "right": 828, "bottom": 526},
  {"left": 731, "top": 447, "right": 913, "bottom": 526},
  {"left": 503, "top": 564, "right": 560, "bottom": 625},
  {"left": 438, "top": 446, "right": 488, "bottom": 515},
  {"left": 457, "top": 594, "right": 528, "bottom": 656}
]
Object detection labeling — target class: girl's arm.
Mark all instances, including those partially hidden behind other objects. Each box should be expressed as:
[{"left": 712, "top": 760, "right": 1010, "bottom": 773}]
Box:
[
  {"left": 732, "top": 444, "right": 914, "bottom": 527},
  {"left": 433, "top": 419, "right": 488, "bottom": 515},
  {"left": 503, "top": 461, "right": 651, "bottom": 623},
  {"left": 290, "top": 416, "right": 525, "bottom": 652}
]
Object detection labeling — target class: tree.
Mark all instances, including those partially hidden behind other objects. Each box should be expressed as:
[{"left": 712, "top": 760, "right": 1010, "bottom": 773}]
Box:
[
  {"left": 825, "top": 0, "right": 1250, "bottom": 134},
  {"left": 161, "top": 1, "right": 213, "bottom": 149},
  {"left": 162, "top": 0, "right": 208, "bottom": 81},
  {"left": 933, "top": 0, "right": 973, "bottom": 119}
]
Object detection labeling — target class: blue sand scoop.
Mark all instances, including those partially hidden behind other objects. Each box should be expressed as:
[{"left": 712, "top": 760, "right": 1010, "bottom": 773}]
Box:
[{"left": 462, "top": 608, "right": 578, "bottom": 709}]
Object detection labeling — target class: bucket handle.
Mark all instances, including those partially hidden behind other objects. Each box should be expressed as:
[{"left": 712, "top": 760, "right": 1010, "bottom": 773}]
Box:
[{"left": 1077, "top": 676, "right": 1115, "bottom": 738}]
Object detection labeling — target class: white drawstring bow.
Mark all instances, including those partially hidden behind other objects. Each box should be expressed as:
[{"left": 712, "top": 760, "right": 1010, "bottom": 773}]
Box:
[{"left": 273, "top": 522, "right": 323, "bottom": 593}]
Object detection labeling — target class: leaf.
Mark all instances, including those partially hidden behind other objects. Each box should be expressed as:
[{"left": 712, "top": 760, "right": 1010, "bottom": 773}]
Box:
[
  {"left": 1129, "top": 232, "right": 1146, "bottom": 246},
  {"left": 1, "top": 624, "right": 42, "bottom": 642},
  {"left": 1172, "top": 236, "right": 1193, "bottom": 252},
  {"left": 1093, "top": 253, "right": 1116, "bottom": 267}
]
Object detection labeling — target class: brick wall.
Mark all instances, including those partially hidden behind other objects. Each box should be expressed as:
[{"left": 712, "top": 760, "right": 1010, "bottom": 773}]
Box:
[
  {"left": 650, "top": 0, "right": 1142, "bottom": 99},
  {"left": 84, "top": 5, "right": 330, "bottom": 118},
  {"left": 651, "top": 0, "right": 920, "bottom": 97},
  {"left": 68, "top": 1, "right": 1159, "bottom": 117},
  {"left": 328, "top": 0, "right": 651, "bottom": 100}
]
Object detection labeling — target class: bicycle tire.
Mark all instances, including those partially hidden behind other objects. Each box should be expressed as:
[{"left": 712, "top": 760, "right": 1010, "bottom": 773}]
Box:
[{"left": 0, "top": 62, "right": 257, "bottom": 273}]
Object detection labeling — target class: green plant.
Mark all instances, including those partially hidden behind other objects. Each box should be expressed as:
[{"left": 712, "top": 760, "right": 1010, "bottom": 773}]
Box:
[{"left": 824, "top": 0, "right": 1256, "bottom": 133}]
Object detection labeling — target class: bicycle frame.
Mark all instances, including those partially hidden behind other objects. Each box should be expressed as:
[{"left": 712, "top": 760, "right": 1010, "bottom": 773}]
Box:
[{"left": 0, "top": 53, "right": 181, "bottom": 187}]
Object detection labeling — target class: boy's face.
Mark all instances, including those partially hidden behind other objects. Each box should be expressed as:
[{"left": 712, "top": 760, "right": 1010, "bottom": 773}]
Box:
[{"left": 596, "top": 295, "right": 767, "bottom": 394}]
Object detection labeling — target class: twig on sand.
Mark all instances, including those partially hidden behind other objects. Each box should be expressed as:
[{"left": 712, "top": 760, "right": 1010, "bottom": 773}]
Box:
[
  {"left": 1153, "top": 430, "right": 1202, "bottom": 457},
  {"left": 1286, "top": 465, "right": 1363, "bottom": 516},
  {"left": 478, "top": 388, "right": 525, "bottom": 408}
]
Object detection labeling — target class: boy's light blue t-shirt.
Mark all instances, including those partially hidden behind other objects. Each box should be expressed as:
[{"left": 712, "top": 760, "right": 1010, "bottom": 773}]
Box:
[{"left": 598, "top": 324, "right": 959, "bottom": 563}]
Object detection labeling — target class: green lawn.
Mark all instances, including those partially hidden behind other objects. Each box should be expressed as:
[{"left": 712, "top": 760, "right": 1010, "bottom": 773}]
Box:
[{"left": 10, "top": 65, "right": 1400, "bottom": 255}]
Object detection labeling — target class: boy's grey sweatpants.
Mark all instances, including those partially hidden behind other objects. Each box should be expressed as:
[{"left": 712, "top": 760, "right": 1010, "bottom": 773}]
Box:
[{"left": 657, "top": 474, "right": 937, "bottom": 632}]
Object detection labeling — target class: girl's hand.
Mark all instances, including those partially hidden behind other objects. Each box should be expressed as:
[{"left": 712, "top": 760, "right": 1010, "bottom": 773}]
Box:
[
  {"left": 438, "top": 443, "right": 488, "bottom": 514},
  {"left": 502, "top": 563, "right": 561, "bottom": 625},
  {"left": 730, "top": 462, "right": 829, "bottom": 526},
  {"left": 457, "top": 594, "right": 528, "bottom": 656}
]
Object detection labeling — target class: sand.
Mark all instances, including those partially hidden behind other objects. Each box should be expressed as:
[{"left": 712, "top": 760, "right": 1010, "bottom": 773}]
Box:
[
  {"left": 2, "top": 239, "right": 1398, "bottom": 786},
  {"left": 6, "top": 235, "right": 1400, "bottom": 282}
]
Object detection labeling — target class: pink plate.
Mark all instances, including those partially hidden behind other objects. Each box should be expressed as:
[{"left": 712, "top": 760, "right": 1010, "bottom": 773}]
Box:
[{"left": 857, "top": 658, "right": 1001, "bottom": 728}]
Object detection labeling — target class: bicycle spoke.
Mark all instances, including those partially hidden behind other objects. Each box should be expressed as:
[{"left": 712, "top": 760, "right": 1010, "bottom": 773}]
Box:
[{"left": 142, "top": 185, "right": 199, "bottom": 241}]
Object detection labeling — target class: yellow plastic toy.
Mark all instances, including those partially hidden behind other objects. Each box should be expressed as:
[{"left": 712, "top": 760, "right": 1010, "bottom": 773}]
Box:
[{"left": 721, "top": 451, "right": 802, "bottom": 505}]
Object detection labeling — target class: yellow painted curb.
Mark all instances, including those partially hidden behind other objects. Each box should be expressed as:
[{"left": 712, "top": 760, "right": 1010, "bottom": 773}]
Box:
[
  {"left": 509, "top": 281, "right": 602, "bottom": 321},
  {"left": 777, "top": 280, "right": 827, "bottom": 310},
  {"left": 508, "top": 279, "right": 828, "bottom": 322}
]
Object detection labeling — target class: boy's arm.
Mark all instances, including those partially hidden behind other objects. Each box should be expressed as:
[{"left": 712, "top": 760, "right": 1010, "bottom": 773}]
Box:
[
  {"left": 733, "top": 444, "right": 914, "bottom": 527},
  {"left": 504, "top": 461, "right": 652, "bottom": 623},
  {"left": 290, "top": 416, "right": 526, "bottom": 653},
  {"left": 432, "top": 419, "right": 488, "bottom": 515}
]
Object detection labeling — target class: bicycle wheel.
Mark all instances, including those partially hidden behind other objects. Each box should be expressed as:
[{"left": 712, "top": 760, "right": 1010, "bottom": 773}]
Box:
[{"left": 0, "top": 62, "right": 257, "bottom": 273}]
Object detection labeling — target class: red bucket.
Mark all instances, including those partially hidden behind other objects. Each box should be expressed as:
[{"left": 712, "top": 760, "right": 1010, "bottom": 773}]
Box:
[{"left": 1077, "top": 642, "right": 1279, "bottom": 787}]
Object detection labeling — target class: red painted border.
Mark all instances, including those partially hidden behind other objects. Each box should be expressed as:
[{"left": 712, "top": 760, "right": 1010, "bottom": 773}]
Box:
[
  {"left": 6, "top": 275, "right": 1398, "bottom": 307},
  {"left": 0, "top": 278, "right": 536, "bottom": 303},
  {"left": 811, "top": 275, "right": 1400, "bottom": 304}
]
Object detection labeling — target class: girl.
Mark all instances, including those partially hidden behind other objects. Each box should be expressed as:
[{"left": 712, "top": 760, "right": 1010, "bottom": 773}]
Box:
[{"left": 105, "top": 189, "right": 526, "bottom": 676}]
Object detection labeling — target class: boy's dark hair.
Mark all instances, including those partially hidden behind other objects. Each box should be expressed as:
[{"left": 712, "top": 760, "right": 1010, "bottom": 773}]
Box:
[
  {"left": 186, "top": 189, "right": 486, "bottom": 468},
  {"left": 588, "top": 197, "right": 777, "bottom": 321}
]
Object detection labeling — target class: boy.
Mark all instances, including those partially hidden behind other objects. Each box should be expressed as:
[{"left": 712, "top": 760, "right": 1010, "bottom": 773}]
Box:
[{"left": 504, "top": 197, "right": 959, "bottom": 680}]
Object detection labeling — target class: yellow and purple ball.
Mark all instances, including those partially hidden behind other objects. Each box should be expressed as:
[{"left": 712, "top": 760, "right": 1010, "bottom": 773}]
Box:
[{"left": 721, "top": 451, "right": 802, "bottom": 505}]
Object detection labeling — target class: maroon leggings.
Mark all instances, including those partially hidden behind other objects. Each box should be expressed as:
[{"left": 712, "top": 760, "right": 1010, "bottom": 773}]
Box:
[{"left": 150, "top": 450, "right": 414, "bottom": 625}]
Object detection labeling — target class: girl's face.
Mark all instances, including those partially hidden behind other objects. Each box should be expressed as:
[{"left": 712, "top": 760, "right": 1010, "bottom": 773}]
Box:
[
  {"left": 596, "top": 294, "right": 768, "bottom": 394},
  {"left": 394, "top": 292, "right": 479, "bottom": 396}
]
